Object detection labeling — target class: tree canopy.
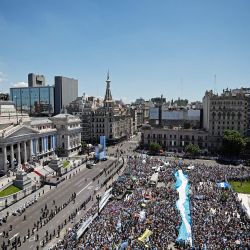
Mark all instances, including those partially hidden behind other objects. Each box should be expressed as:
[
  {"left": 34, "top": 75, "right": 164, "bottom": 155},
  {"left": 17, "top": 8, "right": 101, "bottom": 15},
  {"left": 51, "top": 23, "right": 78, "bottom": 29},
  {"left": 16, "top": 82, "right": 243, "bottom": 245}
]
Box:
[
  {"left": 149, "top": 143, "right": 162, "bottom": 153},
  {"left": 221, "top": 130, "right": 246, "bottom": 157},
  {"left": 185, "top": 143, "right": 200, "bottom": 156}
]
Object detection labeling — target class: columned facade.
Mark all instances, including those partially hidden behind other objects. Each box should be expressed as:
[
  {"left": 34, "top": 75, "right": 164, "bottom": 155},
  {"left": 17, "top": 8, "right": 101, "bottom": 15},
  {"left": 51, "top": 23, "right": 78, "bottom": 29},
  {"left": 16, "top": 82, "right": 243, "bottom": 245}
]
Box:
[
  {"left": 0, "top": 134, "right": 58, "bottom": 173},
  {"left": 0, "top": 101, "right": 81, "bottom": 174}
]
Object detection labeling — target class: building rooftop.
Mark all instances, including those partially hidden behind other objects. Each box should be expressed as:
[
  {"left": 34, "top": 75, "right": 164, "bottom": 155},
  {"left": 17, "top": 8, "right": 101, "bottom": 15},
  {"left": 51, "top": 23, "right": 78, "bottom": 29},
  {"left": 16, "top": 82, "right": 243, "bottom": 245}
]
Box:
[{"left": 30, "top": 117, "right": 52, "bottom": 125}]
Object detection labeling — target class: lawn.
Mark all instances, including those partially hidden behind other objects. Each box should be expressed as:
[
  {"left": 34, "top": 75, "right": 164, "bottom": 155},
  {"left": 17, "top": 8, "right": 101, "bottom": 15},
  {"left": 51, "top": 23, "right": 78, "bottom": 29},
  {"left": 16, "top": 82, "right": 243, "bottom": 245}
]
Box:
[
  {"left": 63, "top": 160, "right": 70, "bottom": 168},
  {"left": 230, "top": 180, "right": 250, "bottom": 194},
  {"left": 0, "top": 185, "right": 21, "bottom": 197}
]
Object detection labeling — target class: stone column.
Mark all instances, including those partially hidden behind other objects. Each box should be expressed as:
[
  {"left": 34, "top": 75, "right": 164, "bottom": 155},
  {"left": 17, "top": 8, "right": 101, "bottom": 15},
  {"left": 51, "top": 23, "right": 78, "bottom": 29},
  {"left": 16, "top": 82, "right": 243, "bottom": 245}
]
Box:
[
  {"left": 45, "top": 136, "right": 48, "bottom": 152},
  {"left": 50, "top": 136, "right": 53, "bottom": 150},
  {"left": 29, "top": 140, "right": 33, "bottom": 161},
  {"left": 41, "top": 137, "right": 44, "bottom": 153},
  {"left": 17, "top": 143, "right": 21, "bottom": 166},
  {"left": 10, "top": 144, "right": 14, "bottom": 169},
  {"left": 3, "top": 146, "right": 7, "bottom": 173},
  {"left": 23, "top": 141, "right": 27, "bottom": 163},
  {"left": 36, "top": 139, "right": 39, "bottom": 154}
]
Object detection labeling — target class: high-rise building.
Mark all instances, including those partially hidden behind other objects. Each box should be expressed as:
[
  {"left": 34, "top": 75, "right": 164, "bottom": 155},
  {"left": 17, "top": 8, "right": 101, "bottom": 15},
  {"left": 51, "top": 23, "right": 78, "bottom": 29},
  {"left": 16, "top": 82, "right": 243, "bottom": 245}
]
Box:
[
  {"left": 203, "top": 89, "right": 249, "bottom": 151},
  {"left": 28, "top": 73, "right": 46, "bottom": 87},
  {"left": 203, "top": 89, "right": 248, "bottom": 136},
  {"left": 10, "top": 86, "right": 55, "bottom": 116},
  {"left": 54, "top": 76, "right": 78, "bottom": 115}
]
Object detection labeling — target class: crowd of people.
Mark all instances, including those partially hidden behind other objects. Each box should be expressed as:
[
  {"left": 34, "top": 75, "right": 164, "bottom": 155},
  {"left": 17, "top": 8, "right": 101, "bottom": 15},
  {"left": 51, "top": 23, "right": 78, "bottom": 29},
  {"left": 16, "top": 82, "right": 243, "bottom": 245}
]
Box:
[
  {"left": 49, "top": 154, "right": 250, "bottom": 250},
  {"left": 188, "top": 163, "right": 250, "bottom": 249}
]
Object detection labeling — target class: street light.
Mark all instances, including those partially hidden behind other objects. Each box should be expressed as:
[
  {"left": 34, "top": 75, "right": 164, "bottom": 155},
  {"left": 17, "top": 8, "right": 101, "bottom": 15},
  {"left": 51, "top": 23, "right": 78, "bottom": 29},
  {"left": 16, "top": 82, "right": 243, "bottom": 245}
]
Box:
[{"left": 96, "top": 194, "right": 101, "bottom": 215}]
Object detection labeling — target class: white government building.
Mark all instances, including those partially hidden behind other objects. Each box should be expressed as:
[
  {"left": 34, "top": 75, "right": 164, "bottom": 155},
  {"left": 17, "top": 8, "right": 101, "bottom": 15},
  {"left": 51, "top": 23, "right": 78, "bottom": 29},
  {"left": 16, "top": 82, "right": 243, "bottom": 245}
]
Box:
[{"left": 0, "top": 101, "right": 81, "bottom": 174}]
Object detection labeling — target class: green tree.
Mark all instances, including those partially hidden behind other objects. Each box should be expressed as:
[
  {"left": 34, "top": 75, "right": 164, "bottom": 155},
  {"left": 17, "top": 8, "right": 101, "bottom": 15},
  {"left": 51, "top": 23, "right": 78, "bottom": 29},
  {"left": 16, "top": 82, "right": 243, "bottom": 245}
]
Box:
[
  {"left": 149, "top": 143, "right": 162, "bottom": 153},
  {"left": 55, "top": 146, "right": 65, "bottom": 157},
  {"left": 185, "top": 143, "right": 200, "bottom": 156},
  {"left": 222, "top": 130, "right": 246, "bottom": 157}
]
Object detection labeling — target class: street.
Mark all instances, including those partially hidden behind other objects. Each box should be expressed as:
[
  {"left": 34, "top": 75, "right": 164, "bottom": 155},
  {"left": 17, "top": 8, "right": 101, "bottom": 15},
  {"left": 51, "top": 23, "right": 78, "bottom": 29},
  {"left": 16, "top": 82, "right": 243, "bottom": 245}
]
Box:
[{"left": 0, "top": 134, "right": 140, "bottom": 250}]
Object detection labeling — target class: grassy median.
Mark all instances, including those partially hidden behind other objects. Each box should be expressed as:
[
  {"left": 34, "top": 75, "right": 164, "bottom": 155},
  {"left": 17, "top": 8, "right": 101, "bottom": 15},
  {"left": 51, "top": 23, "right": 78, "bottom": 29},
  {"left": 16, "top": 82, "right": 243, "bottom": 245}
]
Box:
[
  {"left": 63, "top": 160, "right": 70, "bottom": 168},
  {"left": 230, "top": 180, "right": 250, "bottom": 194},
  {"left": 0, "top": 185, "right": 21, "bottom": 197}
]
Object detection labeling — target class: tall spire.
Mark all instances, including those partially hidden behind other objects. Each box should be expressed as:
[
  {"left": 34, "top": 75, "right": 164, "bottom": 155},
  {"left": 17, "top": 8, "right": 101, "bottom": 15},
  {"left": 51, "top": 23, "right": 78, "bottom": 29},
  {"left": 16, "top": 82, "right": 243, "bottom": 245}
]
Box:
[
  {"left": 104, "top": 70, "right": 112, "bottom": 101},
  {"left": 107, "top": 69, "right": 110, "bottom": 81}
]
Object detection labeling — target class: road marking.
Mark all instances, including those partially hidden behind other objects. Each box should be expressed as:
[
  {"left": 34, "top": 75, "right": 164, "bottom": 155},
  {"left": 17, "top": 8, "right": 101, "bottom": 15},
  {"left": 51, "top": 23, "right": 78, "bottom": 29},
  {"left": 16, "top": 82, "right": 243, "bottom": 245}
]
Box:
[
  {"left": 30, "top": 245, "right": 34, "bottom": 249},
  {"left": 76, "top": 181, "right": 93, "bottom": 196},
  {"left": 74, "top": 178, "right": 86, "bottom": 187},
  {"left": 29, "top": 236, "right": 35, "bottom": 242},
  {"left": 10, "top": 233, "right": 19, "bottom": 240}
]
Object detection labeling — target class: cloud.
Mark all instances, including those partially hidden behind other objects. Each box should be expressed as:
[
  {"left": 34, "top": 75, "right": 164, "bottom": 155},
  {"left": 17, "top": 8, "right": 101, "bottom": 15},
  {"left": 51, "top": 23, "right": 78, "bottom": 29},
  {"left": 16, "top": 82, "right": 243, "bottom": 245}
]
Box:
[
  {"left": 0, "top": 72, "right": 7, "bottom": 83},
  {"left": 12, "top": 82, "right": 28, "bottom": 88}
]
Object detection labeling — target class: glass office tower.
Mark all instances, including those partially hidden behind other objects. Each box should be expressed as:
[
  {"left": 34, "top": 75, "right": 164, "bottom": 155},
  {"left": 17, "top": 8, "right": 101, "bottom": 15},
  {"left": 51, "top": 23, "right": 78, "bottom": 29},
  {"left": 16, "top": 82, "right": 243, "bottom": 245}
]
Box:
[{"left": 10, "top": 86, "right": 54, "bottom": 116}]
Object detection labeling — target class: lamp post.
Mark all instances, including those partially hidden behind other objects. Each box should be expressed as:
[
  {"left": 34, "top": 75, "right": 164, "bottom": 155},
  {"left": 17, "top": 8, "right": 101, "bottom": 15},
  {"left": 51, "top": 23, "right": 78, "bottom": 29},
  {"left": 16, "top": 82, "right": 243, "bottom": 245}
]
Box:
[{"left": 96, "top": 194, "right": 101, "bottom": 215}]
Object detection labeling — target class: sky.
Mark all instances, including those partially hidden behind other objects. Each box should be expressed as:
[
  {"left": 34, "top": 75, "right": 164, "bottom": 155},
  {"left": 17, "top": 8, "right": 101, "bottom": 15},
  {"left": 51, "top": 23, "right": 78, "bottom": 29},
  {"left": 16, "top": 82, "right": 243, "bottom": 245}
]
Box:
[{"left": 0, "top": 0, "right": 250, "bottom": 103}]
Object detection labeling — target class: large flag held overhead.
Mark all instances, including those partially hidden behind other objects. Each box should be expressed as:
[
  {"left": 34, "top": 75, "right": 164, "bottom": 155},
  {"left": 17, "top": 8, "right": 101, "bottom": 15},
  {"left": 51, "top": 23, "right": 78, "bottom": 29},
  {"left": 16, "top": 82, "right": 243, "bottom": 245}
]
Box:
[
  {"left": 138, "top": 229, "right": 153, "bottom": 243},
  {"left": 216, "top": 182, "right": 231, "bottom": 189}
]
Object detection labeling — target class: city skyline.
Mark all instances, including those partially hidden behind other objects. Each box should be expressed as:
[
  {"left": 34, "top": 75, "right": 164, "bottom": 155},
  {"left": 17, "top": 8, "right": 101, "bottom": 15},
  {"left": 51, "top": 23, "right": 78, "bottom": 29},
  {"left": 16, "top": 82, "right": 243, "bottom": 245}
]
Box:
[{"left": 1, "top": 0, "right": 250, "bottom": 102}]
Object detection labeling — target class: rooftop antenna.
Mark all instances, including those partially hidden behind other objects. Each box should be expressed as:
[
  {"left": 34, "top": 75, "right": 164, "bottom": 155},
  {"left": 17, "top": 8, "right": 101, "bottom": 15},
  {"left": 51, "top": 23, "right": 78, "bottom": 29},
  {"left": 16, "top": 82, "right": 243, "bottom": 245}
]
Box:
[{"left": 214, "top": 74, "right": 217, "bottom": 94}]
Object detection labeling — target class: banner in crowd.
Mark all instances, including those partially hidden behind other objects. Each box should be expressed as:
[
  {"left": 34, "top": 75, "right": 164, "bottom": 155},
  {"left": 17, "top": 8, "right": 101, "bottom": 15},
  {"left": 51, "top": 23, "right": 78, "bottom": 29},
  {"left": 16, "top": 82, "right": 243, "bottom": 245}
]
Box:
[
  {"left": 95, "top": 135, "right": 106, "bottom": 160},
  {"left": 138, "top": 229, "right": 153, "bottom": 243},
  {"left": 216, "top": 182, "right": 230, "bottom": 189},
  {"left": 76, "top": 214, "right": 98, "bottom": 240}
]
